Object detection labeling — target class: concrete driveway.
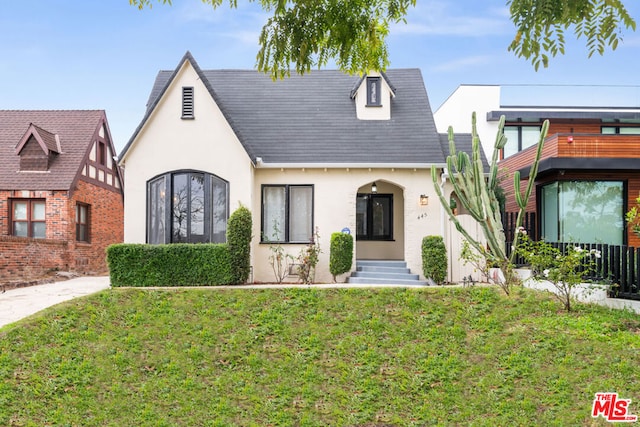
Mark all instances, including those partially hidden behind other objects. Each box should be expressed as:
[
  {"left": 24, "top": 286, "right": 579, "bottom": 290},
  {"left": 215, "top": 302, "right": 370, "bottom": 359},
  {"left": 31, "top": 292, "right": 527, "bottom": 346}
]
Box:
[{"left": 0, "top": 276, "right": 111, "bottom": 329}]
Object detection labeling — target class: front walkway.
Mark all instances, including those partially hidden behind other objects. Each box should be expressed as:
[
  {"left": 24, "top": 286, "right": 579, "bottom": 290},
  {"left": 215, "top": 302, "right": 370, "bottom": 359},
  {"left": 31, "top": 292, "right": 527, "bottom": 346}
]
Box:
[{"left": 0, "top": 276, "right": 110, "bottom": 329}]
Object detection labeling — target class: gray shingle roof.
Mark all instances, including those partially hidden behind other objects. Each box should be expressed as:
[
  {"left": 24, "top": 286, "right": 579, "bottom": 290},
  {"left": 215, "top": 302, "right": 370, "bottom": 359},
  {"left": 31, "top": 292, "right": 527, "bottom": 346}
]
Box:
[
  {"left": 123, "top": 52, "right": 450, "bottom": 165},
  {"left": 438, "top": 133, "right": 490, "bottom": 173},
  {"left": 0, "top": 110, "right": 105, "bottom": 190}
]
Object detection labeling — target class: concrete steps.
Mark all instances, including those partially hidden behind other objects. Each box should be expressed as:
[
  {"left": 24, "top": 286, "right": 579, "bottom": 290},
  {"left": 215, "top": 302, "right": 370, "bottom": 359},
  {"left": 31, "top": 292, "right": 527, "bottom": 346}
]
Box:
[{"left": 347, "top": 260, "right": 428, "bottom": 286}]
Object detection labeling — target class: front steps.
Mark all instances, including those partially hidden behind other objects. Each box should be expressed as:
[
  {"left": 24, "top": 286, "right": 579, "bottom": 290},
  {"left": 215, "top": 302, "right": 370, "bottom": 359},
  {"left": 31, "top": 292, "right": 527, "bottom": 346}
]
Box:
[{"left": 347, "top": 260, "right": 428, "bottom": 286}]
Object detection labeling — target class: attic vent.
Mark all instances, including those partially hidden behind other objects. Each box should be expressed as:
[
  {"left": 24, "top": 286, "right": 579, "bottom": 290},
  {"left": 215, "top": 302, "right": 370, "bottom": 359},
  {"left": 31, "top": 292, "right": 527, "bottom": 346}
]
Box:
[{"left": 182, "top": 86, "right": 194, "bottom": 119}]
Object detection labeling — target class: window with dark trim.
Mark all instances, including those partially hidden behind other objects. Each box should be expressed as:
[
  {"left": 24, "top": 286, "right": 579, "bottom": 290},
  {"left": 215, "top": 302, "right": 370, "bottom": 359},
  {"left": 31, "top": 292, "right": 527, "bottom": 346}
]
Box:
[
  {"left": 601, "top": 126, "right": 640, "bottom": 135},
  {"left": 147, "top": 171, "right": 228, "bottom": 244},
  {"left": 11, "top": 199, "right": 46, "bottom": 238},
  {"left": 76, "top": 203, "right": 90, "bottom": 242},
  {"left": 182, "top": 86, "right": 194, "bottom": 119},
  {"left": 261, "top": 185, "right": 314, "bottom": 243},
  {"left": 366, "top": 77, "right": 381, "bottom": 107},
  {"left": 97, "top": 141, "right": 106, "bottom": 166},
  {"left": 540, "top": 180, "right": 624, "bottom": 245},
  {"left": 502, "top": 125, "right": 541, "bottom": 159},
  {"left": 356, "top": 193, "right": 393, "bottom": 240}
]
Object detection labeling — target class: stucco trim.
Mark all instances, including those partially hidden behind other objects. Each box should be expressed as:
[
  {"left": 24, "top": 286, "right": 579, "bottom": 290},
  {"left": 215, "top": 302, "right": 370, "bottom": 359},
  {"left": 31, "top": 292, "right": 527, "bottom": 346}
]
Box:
[{"left": 254, "top": 159, "right": 446, "bottom": 169}]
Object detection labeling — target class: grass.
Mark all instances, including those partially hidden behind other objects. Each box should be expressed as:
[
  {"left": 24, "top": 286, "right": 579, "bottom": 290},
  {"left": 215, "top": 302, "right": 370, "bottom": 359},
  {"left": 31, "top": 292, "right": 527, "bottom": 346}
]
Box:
[{"left": 0, "top": 286, "right": 639, "bottom": 426}]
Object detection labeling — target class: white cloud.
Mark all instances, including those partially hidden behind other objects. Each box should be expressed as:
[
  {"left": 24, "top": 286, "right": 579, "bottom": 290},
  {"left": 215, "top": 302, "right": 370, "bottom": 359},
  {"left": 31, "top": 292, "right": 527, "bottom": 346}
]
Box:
[
  {"left": 429, "top": 55, "right": 494, "bottom": 72},
  {"left": 392, "top": 1, "right": 512, "bottom": 37},
  {"left": 219, "top": 30, "right": 262, "bottom": 46}
]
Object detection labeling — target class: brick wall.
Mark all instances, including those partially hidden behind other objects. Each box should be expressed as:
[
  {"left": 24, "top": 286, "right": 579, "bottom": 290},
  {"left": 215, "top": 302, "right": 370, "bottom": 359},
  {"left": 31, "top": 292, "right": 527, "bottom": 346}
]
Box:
[
  {"left": 0, "top": 179, "right": 124, "bottom": 280},
  {"left": 0, "top": 235, "right": 69, "bottom": 282},
  {"left": 70, "top": 179, "right": 124, "bottom": 273}
]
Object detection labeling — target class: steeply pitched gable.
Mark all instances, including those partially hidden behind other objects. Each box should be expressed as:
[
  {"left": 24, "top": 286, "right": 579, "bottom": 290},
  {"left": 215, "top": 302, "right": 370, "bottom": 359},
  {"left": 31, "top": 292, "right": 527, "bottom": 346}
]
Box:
[
  {"left": 121, "top": 52, "right": 454, "bottom": 166},
  {"left": 14, "top": 124, "right": 61, "bottom": 172},
  {"left": 0, "top": 110, "right": 115, "bottom": 190}
]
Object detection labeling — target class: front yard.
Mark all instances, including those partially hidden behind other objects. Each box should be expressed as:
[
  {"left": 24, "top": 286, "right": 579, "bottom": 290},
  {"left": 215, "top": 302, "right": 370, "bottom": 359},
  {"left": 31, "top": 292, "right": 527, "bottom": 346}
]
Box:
[{"left": 0, "top": 286, "right": 638, "bottom": 426}]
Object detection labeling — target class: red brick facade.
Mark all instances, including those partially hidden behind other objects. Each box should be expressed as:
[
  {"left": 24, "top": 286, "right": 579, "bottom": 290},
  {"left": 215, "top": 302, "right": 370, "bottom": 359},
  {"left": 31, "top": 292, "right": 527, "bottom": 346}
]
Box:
[{"left": 0, "top": 179, "right": 123, "bottom": 281}]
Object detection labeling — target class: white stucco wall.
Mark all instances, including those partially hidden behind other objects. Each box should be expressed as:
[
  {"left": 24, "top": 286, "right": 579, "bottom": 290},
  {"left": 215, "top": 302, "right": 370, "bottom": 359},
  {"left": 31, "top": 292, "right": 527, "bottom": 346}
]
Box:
[
  {"left": 119, "top": 60, "right": 473, "bottom": 284},
  {"left": 433, "top": 85, "right": 501, "bottom": 158},
  {"left": 252, "top": 167, "right": 444, "bottom": 283},
  {"left": 121, "top": 61, "right": 254, "bottom": 243},
  {"left": 353, "top": 71, "right": 394, "bottom": 121}
]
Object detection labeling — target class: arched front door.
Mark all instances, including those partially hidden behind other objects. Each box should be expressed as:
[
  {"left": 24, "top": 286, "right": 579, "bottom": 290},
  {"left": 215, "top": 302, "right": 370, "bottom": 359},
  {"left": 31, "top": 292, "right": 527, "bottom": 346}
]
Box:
[{"left": 355, "top": 180, "right": 404, "bottom": 260}]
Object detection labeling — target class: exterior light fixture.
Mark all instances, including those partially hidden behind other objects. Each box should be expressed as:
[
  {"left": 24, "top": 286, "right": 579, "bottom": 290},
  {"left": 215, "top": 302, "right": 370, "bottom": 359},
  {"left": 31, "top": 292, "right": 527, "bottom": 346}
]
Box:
[
  {"left": 567, "top": 135, "right": 574, "bottom": 143},
  {"left": 420, "top": 194, "right": 429, "bottom": 206},
  {"left": 371, "top": 182, "right": 378, "bottom": 194}
]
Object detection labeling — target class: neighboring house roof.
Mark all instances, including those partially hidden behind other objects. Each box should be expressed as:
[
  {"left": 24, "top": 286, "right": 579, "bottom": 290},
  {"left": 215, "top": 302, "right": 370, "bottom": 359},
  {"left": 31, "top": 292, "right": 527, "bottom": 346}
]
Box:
[
  {"left": 15, "top": 124, "right": 61, "bottom": 155},
  {"left": 438, "top": 133, "right": 490, "bottom": 174},
  {"left": 122, "top": 52, "right": 456, "bottom": 166},
  {"left": 487, "top": 110, "right": 640, "bottom": 122},
  {"left": 0, "top": 110, "right": 106, "bottom": 190}
]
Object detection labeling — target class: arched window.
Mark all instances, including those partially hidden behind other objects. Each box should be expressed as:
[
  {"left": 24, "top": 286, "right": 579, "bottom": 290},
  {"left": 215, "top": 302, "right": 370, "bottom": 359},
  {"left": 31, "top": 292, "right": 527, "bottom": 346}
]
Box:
[{"left": 147, "top": 171, "right": 228, "bottom": 244}]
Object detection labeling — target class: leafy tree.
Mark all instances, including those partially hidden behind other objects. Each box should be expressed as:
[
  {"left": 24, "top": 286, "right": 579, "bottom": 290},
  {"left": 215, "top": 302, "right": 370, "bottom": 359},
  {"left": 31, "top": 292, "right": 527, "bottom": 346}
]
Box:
[
  {"left": 129, "top": 0, "right": 636, "bottom": 75},
  {"left": 508, "top": 0, "right": 636, "bottom": 70}
]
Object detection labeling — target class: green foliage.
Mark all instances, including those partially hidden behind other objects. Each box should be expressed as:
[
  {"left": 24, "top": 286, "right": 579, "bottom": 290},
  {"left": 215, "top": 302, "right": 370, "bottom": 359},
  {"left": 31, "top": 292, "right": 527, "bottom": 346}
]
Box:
[
  {"left": 432, "top": 113, "right": 548, "bottom": 295},
  {"left": 459, "top": 239, "right": 491, "bottom": 280},
  {"left": 421, "top": 236, "right": 447, "bottom": 285},
  {"left": 130, "top": 0, "right": 635, "bottom": 75},
  {"left": 297, "top": 228, "right": 321, "bottom": 284},
  {"left": 227, "top": 205, "right": 253, "bottom": 284},
  {"left": 508, "top": 0, "right": 636, "bottom": 70},
  {"left": 266, "top": 220, "right": 295, "bottom": 283},
  {"left": 329, "top": 232, "right": 354, "bottom": 282},
  {"left": 516, "top": 230, "right": 601, "bottom": 311},
  {"left": 625, "top": 194, "right": 640, "bottom": 237},
  {"left": 268, "top": 244, "right": 295, "bottom": 284},
  {"left": 2, "top": 287, "right": 639, "bottom": 426},
  {"left": 106, "top": 243, "right": 233, "bottom": 286}
]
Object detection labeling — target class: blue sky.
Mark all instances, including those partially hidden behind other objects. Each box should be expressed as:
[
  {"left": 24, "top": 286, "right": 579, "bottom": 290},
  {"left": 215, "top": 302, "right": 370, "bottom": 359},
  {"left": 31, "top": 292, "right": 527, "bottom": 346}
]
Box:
[{"left": 2, "top": 1, "right": 640, "bottom": 152}]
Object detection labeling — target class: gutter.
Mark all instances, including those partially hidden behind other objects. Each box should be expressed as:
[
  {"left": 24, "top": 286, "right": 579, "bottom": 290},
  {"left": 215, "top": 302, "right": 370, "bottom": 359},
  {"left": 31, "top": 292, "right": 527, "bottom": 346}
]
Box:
[{"left": 254, "top": 158, "right": 447, "bottom": 169}]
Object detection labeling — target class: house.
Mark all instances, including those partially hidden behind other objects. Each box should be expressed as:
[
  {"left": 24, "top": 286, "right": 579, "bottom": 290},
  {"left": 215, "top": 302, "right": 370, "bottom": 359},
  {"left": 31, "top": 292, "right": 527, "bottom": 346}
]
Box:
[
  {"left": 435, "top": 84, "right": 640, "bottom": 247},
  {"left": 0, "top": 110, "right": 124, "bottom": 281},
  {"left": 118, "top": 52, "right": 486, "bottom": 284}
]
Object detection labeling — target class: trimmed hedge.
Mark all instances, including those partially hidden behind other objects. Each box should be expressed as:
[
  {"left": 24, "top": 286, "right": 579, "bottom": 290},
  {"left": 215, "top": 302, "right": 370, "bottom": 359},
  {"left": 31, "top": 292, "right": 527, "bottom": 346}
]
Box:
[
  {"left": 227, "top": 205, "right": 253, "bottom": 284},
  {"left": 422, "top": 235, "right": 447, "bottom": 286},
  {"left": 329, "top": 232, "right": 353, "bottom": 282},
  {"left": 107, "top": 243, "right": 233, "bottom": 287}
]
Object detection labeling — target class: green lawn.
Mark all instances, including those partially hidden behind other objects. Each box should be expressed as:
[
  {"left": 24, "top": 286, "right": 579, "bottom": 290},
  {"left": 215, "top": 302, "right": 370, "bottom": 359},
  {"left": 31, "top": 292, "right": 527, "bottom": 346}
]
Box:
[{"left": 0, "top": 287, "right": 638, "bottom": 426}]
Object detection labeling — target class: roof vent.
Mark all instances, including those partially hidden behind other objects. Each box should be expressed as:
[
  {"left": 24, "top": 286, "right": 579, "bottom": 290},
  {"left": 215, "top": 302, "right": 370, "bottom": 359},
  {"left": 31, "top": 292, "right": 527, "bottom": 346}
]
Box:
[{"left": 182, "top": 86, "right": 194, "bottom": 119}]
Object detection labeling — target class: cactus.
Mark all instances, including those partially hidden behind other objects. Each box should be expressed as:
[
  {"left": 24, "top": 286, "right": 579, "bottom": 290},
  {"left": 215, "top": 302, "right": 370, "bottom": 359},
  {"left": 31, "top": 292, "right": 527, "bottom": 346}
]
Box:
[{"left": 432, "top": 113, "right": 549, "bottom": 294}]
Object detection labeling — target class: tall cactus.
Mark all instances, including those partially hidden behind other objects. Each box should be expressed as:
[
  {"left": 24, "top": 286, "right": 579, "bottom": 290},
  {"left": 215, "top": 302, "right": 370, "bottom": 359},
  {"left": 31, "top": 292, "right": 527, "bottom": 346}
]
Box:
[{"left": 432, "top": 113, "right": 549, "bottom": 294}]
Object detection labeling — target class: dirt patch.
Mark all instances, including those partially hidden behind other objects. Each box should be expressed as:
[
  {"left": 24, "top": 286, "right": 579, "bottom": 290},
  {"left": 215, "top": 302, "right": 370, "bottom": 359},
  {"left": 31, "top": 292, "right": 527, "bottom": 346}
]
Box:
[{"left": 0, "top": 271, "right": 75, "bottom": 293}]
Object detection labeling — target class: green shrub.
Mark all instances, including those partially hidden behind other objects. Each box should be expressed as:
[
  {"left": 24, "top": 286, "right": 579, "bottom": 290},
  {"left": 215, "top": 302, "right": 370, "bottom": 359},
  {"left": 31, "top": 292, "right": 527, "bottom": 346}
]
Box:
[
  {"left": 107, "top": 243, "right": 233, "bottom": 287},
  {"left": 227, "top": 205, "right": 253, "bottom": 284},
  {"left": 329, "top": 232, "right": 353, "bottom": 282},
  {"left": 422, "top": 235, "right": 447, "bottom": 285},
  {"left": 297, "top": 228, "right": 321, "bottom": 284}
]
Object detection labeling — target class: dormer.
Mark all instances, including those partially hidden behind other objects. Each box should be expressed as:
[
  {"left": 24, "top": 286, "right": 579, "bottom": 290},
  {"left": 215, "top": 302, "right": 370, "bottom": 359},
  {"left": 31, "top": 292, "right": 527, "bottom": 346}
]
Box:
[
  {"left": 350, "top": 71, "right": 396, "bottom": 120},
  {"left": 15, "top": 123, "right": 61, "bottom": 172}
]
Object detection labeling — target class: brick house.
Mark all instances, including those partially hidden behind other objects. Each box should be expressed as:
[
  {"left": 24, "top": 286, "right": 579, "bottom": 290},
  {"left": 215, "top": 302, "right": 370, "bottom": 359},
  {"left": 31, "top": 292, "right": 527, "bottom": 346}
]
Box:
[
  {"left": 0, "top": 110, "right": 124, "bottom": 281},
  {"left": 435, "top": 84, "right": 640, "bottom": 247}
]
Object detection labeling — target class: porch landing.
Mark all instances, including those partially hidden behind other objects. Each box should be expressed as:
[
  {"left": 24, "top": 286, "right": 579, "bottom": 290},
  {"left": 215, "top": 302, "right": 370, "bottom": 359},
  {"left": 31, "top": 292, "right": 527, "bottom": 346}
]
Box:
[{"left": 347, "top": 260, "right": 428, "bottom": 286}]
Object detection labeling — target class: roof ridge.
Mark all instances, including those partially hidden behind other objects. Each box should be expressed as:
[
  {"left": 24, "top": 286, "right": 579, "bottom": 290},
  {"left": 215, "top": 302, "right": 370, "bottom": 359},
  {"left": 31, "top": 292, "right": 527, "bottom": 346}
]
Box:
[{"left": 0, "top": 109, "right": 105, "bottom": 113}]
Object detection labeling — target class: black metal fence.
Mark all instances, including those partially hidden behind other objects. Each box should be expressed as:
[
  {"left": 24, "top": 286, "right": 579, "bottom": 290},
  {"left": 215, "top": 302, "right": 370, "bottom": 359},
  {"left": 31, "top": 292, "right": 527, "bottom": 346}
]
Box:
[{"left": 502, "top": 212, "right": 640, "bottom": 301}]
